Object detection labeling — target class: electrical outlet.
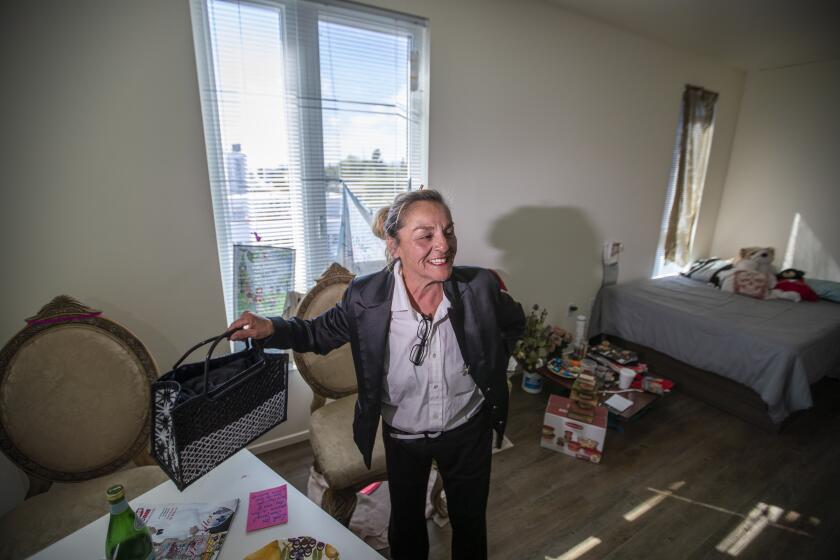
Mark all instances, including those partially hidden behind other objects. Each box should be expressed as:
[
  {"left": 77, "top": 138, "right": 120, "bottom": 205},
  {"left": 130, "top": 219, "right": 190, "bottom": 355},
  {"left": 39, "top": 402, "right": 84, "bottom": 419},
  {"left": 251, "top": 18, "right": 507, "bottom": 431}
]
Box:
[{"left": 567, "top": 303, "right": 579, "bottom": 317}]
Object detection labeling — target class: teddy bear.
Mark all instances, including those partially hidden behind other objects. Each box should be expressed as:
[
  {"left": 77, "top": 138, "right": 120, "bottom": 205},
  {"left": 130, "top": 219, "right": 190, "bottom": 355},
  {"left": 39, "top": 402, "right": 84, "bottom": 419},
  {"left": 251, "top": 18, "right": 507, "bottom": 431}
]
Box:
[{"left": 718, "top": 247, "right": 800, "bottom": 301}]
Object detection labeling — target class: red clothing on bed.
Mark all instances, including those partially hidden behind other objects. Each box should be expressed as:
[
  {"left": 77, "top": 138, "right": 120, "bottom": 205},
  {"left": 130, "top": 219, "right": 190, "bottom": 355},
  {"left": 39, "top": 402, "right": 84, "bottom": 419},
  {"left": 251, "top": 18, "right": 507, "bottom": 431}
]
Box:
[{"left": 775, "top": 280, "right": 819, "bottom": 301}]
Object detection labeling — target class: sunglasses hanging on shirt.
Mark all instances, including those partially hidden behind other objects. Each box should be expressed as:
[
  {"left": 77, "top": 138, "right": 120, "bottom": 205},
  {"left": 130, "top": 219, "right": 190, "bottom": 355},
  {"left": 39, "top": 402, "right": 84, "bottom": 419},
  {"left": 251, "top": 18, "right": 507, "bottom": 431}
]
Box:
[{"left": 409, "top": 315, "right": 433, "bottom": 366}]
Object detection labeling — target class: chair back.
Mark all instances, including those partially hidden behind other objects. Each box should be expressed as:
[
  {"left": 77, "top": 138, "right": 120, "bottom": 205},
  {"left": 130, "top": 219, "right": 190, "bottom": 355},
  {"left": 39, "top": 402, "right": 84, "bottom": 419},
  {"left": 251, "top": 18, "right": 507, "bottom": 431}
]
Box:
[
  {"left": 293, "top": 264, "right": 358, "bottom": 407},
  {"left": 0, "top": 296, "right": 157, "bottom": 485}
]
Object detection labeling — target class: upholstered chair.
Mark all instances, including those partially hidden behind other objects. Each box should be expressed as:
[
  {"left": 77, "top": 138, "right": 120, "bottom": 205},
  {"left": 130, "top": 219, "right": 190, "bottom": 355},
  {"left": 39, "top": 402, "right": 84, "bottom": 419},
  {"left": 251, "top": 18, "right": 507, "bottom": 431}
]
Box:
[
  {"left": 0, "top": 296, "right": 167, "bottom": 559},
  {"left": 292, "top": 264, "right": 389, "bottom": 525}
]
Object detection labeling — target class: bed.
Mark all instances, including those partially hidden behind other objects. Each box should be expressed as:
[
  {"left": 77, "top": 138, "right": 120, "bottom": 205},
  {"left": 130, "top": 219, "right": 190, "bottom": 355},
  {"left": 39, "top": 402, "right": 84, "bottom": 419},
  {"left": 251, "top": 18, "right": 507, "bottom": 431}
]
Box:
[{"left": 590, "top": 276, "right": 840, "bottom": 430}]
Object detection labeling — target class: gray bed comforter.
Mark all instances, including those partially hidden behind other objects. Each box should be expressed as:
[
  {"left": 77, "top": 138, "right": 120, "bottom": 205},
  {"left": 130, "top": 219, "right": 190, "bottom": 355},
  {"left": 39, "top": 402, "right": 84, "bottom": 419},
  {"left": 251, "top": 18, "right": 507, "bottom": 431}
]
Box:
[{"left": 591, "top": 276, "right": 840, "bottom": 423}]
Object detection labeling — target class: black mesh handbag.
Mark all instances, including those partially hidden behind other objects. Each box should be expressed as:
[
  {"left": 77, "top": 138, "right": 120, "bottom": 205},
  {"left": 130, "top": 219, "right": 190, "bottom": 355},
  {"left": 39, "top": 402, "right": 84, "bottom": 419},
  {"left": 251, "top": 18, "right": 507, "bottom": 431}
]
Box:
[{"left": 151, "top": 327, "right": 288, "bottom": 490}]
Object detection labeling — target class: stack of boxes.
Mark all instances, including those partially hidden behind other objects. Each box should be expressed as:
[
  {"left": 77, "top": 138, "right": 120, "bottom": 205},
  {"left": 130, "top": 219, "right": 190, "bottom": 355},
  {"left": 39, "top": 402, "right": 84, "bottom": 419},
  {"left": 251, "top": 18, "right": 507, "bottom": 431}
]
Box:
[{"left": 568, "top": 373, "right": 598, "bottom": 423}]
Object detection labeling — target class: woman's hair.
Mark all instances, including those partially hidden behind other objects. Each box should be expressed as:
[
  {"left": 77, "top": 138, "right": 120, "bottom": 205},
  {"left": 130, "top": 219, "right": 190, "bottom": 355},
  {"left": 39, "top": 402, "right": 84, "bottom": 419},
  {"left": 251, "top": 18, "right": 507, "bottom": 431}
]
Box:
[{"left": 371, "top": 189, "right": 451, "bottom": 264}]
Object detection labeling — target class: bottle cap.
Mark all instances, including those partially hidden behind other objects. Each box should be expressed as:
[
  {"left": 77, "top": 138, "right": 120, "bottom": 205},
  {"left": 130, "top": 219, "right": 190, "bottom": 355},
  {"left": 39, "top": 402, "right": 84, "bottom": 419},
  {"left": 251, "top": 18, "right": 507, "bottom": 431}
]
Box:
[{"left": 106, "top": 484, "right": 125, "bottom": 503}]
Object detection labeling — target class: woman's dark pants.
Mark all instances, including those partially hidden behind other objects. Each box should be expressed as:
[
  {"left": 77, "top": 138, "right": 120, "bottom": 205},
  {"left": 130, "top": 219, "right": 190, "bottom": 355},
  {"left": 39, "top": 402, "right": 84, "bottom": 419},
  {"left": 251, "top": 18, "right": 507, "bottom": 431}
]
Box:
[{"left": 382, "top": 410, "right": 493, "bottom": 560}]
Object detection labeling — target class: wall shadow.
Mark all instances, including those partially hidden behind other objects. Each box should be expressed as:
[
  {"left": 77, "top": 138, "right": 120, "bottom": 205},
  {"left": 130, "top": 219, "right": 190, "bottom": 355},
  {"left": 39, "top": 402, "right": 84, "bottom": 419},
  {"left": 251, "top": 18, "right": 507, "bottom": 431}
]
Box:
[
  {"left": 487, "top": 206, "right": 601, "bottom": 329},
  {"left": 86, "top": 297, "right": 180, "bottom": 375},
  {"left": 783, "top": 212, "right": 840, "bottom": 282}
]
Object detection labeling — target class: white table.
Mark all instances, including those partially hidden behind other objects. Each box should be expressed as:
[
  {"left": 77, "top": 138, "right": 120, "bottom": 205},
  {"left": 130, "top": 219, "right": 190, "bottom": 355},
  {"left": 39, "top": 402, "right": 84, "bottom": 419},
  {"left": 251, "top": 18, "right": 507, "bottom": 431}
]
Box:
[{"left": 31, "top": 449, "right": 385, "bottom": 559}]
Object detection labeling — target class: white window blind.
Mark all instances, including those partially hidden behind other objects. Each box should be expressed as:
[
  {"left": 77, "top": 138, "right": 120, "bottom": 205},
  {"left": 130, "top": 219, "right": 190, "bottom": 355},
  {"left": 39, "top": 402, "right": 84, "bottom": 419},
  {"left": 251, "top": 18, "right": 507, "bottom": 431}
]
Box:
[{"left": 190, "top": 0, "right": 428, "bottom": 323}]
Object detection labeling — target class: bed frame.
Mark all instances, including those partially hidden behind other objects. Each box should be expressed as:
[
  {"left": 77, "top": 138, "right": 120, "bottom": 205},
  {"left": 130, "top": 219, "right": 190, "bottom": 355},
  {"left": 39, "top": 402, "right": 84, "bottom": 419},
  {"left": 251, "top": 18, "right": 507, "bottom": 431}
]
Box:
[{"left": 602, "top": 335, "right": 784, "bottom": 432}]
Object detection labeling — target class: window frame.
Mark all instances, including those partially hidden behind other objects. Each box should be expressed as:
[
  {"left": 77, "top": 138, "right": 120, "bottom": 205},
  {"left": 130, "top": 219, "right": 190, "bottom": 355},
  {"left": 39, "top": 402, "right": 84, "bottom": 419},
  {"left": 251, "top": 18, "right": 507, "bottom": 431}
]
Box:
[{"left": 190, "top": 0, "right": 429, "bottom": 323}]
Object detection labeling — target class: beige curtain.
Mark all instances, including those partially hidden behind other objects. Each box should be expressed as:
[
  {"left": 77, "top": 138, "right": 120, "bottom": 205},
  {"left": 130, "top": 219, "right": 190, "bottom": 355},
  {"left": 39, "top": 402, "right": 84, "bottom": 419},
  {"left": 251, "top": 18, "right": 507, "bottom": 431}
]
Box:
[{"left": 664, "top": 85, "right": 718, "bottom": 265}]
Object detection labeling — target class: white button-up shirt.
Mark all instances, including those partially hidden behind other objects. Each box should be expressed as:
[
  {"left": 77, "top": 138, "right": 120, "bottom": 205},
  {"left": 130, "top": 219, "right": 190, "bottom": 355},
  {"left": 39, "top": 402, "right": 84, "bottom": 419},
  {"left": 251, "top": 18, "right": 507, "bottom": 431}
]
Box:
[{"left": 381, "top": 262, "right": 485, "bottom": 434}]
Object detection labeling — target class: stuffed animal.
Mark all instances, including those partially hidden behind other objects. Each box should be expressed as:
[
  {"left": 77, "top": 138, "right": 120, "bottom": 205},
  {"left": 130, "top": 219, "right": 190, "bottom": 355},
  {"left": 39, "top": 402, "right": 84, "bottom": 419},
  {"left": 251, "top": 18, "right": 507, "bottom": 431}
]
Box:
[
  {"left": 775, "top": 268, "right": 819, "bottom": 301},
  {"left": 719, "top": 247, "right": 799, "bottom": 301},
  {"left": 719, "top": 247, "right": 774, "bottom": 292},
  {"left": 777, "top": 268, "right": 805, "bottom": 281},
  {"left": 737, "top": 247, "right": 778, "bottom": 288}
]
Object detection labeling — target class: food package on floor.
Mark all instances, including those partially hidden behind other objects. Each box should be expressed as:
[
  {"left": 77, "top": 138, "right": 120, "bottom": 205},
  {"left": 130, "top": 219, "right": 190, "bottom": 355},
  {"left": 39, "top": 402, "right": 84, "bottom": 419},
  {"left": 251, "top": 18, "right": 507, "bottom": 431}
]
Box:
[
  {"left": 590, "top": 340, "right": 638, "bottom": 365},
  {"left": 541, "top": 394, "right": 607, "bottom": 463}
]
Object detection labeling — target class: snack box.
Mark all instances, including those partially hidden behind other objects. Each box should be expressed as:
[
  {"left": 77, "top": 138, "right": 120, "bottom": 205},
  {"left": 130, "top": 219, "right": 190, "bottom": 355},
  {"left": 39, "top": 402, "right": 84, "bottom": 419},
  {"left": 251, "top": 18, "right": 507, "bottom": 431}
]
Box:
[
  {"left": 590, "top": 341, "right": 638, "bottom": 365},
  {"left": 541, "top": 394, "right": 607, "bottom": 463}
]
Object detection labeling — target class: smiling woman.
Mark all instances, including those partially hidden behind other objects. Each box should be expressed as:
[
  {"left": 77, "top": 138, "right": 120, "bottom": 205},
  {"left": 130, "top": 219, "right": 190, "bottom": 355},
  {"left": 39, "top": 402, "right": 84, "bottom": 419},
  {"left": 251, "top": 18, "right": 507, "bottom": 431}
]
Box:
[
  {"left": 227, "top": 188, "right": 526, "bottom": 559},
  {"left": 373, "top": 190, "right": 458, "bottom": 316}
]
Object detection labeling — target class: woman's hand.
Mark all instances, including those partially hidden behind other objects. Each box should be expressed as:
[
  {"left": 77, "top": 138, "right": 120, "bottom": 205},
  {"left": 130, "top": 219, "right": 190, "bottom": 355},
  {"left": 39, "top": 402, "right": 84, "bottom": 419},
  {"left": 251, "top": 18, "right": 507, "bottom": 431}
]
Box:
[{"left": 227, "top": 311, "right": 275, "bottom": 341}]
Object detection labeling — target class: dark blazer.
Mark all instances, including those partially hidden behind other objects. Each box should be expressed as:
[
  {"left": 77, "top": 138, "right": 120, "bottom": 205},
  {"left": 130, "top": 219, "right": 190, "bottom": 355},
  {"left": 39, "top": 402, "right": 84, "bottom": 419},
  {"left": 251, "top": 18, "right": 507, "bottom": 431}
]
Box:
[{"left": 267, "top": 266, "right": 526, "bottom": 468}]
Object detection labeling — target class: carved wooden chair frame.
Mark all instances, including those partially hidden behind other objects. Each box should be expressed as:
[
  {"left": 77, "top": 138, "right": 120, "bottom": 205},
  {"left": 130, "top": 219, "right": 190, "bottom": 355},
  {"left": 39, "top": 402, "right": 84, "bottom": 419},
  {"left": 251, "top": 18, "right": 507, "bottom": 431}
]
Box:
[
  {"left": 291, "top": 264, "right": 379, "bottom": 524},
  {"left": 0, "top": 296, "right": 158, "bottom": 498},
  {"left": 292, "top": 263, "right": 358, "bottom": 414}
]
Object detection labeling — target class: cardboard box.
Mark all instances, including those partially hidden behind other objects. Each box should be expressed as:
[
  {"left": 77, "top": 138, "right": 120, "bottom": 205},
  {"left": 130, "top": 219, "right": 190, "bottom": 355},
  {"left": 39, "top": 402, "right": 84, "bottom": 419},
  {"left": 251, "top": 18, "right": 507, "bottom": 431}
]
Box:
[{"left": 541, "top": 394, "right": 607, "bottom": 463}]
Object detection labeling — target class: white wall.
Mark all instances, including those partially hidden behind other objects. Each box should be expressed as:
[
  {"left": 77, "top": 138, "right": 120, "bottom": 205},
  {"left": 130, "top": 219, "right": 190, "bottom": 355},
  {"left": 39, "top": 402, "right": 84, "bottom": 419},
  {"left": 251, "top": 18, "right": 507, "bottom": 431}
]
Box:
[
  {"left": 1, "top": 0, "right": 225, "bottom": 369},
  {"left": 1, "top": 0, "right": 743, "bottom": 513},
  {"left": 0, "top": 0, "right": 313, "bottom": 515},
  {"left": 711, "top": 60, "right": 840, "bottom": 281},
  {"left": 367, "top": 0, "right": 743, "bottom": 325}
]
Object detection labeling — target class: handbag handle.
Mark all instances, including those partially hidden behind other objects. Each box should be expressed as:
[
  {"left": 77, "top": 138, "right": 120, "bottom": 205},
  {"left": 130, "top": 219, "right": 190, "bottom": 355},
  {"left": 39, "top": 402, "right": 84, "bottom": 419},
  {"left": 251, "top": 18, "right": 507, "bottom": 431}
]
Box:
[{"left": 172, "top": 327, "right": 263, "bottom": 397}]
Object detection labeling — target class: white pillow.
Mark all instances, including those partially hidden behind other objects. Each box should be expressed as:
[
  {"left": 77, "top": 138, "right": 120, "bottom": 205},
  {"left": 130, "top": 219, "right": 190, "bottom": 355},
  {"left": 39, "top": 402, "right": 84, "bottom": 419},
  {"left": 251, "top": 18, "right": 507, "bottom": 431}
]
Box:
[{"left": 681, "top": 258, "right": 732, "bottom": 285}]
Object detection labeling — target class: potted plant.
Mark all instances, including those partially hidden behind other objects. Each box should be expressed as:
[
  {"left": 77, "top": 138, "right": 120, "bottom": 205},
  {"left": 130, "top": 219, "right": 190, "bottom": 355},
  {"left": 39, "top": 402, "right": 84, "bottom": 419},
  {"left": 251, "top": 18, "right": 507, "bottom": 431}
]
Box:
[{"left": 514, "top": 305, "right": 570, "bottom": 393}]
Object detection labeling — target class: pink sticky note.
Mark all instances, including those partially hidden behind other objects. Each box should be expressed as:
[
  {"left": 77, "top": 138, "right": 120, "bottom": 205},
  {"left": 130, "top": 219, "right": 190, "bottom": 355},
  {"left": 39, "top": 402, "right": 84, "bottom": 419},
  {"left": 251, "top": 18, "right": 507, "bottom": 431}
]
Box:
[{"left": 246, "top": 484, "right": 288, "bottom": 532}]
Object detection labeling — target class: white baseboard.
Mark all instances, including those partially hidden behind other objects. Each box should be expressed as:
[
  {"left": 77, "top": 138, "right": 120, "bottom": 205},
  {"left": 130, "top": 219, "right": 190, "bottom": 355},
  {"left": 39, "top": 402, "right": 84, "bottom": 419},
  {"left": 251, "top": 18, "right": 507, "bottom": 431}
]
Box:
[{"left": 248, "top": 429, "right": 311, "bottom": 455}]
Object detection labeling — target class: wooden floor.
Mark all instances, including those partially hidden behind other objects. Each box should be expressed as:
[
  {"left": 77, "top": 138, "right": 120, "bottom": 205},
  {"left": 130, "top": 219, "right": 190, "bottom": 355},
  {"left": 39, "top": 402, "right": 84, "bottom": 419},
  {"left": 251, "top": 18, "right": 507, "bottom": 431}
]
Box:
[{"left": 260, "top": 377, "right": 840, "bottom": 559}]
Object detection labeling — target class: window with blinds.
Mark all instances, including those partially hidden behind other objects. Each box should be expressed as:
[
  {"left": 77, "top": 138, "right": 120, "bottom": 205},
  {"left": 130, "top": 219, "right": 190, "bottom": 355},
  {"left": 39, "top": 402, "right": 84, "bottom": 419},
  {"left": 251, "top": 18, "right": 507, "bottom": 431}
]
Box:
[
  {"left": 652, "top": 86, "right": 717, "bottom": 278},
  {"left": 190, "top": 0, "right": 428, "bottom": 323},
  {"left": 652, "top": 107, "right": 685, "bottom": 279}
]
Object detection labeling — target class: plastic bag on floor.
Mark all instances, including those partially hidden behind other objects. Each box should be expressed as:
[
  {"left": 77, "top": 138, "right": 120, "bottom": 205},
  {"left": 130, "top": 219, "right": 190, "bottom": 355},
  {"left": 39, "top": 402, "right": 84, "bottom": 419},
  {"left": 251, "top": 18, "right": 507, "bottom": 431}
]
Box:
[{"left": 307, "top": 467, "right": 444, "bottom": 550}]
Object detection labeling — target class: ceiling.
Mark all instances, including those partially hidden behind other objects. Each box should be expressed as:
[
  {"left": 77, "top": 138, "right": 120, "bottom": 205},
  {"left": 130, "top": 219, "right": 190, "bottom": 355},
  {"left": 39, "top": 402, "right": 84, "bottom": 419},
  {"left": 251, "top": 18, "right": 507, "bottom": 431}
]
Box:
[{"left": 546, "top": 0, "right": 840, "bottom": 71}]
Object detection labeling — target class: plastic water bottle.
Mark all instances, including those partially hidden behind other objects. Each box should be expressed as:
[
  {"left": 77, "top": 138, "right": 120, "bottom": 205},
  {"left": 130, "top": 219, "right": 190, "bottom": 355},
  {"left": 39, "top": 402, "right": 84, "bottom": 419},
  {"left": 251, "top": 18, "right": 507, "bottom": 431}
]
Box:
[
  {"left": 575, "top": 315, "right": 587, "bottom": 344},
  {"left": 104, "top": 484, "right": 154, "bottom": 560},
  {"left": 573, "top": 315, "right": 588, "bottom": 359}
]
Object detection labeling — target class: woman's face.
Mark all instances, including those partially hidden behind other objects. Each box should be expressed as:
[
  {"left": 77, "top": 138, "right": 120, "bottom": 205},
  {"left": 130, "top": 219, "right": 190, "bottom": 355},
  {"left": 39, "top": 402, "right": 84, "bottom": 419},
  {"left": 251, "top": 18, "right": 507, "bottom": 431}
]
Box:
[{"left": 389, "top": 200, "right": 457, "bottom": 286}]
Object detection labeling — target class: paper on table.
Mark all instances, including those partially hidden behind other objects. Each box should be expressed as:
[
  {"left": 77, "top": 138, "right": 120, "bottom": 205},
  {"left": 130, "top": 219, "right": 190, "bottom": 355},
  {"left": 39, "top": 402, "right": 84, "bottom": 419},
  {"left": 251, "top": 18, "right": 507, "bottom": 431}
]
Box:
[
  {"left": 605, "top": 393, "right": 633, "bottom": 412},
  {"left": 246, "top": 484, "right": 288, "bottom": 532}
]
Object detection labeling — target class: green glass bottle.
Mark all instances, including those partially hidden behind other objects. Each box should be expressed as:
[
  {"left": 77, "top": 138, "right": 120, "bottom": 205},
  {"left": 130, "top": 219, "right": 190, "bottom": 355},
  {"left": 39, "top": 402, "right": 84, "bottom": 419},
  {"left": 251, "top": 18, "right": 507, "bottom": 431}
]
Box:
[{"left": 104, "top": 484, "right": 154, "bottom": 560}]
